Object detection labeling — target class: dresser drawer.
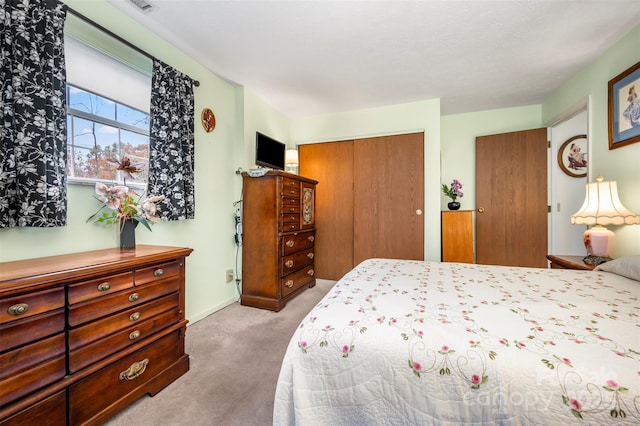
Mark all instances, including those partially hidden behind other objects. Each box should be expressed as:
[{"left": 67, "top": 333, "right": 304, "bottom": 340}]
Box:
[
  {"left": 281, "top": 265, "right": 315, "bottom": 297},
  {"left": 0, "top": 309, "right": 64, "bottom": 353},
  {"left": 69, "top": 293, "right": 180, "bottom": 351},
  {"left": 281, "top": 231, "right": 315, "bottom": 256},
  {"left": 69, "top": 328, "right": 184, "bottom": 425},
  {"left": 0, "top": 333, "right": 65, "bottom": 380},
  {"left": 0, "top": 390, "right": 66, "bottom": 426},
  {"left": 0, "top": 288, "right": 64, "bottom": 325},
  {"left": 281, "top": 177, "right": 301, "bottom": 197},
  {"left": 68, "top": 271, "right": 134, "bottom": 305},
  {"left": 281, "top": 248, "right": 314, "bottom": 275},
  {"left": 0, "top": 350, "right": 65, "bottom": 407},
  {"left": 69, "top": 307, "right": 180, "bottom": 373},
  {"left": 135, "top": 260, "right": 182, "bottom": 286},
  {"left": 68, "top": 278, "right": 180, "bottom": 327}
]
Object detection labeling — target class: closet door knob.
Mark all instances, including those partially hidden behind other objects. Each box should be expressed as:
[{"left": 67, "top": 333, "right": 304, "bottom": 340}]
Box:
[
  {"left": 477, "top": 207, "right": 485, "bottom": 213},
  {"left": 415, "top": 209, "right": 422, "bottom": 215}
]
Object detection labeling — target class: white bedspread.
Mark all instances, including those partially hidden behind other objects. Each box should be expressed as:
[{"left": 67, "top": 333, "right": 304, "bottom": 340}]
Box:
[{"left": 274, "top": 259, "right": 640, "bottom": 425}]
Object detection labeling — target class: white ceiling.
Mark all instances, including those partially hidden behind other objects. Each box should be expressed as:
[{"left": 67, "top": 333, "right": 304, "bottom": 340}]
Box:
[{"left": 106, "top": 0, "right": 640, "bottom": 117}]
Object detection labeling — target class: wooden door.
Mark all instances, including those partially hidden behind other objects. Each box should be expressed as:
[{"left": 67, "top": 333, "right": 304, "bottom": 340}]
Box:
[
  {"left": 475, "top": 128, "right": 548, "bottom": 267},
  {"left": 300, "top": 141, "right": 354, "bottom": 280},
  {"left": 353, "top": 133, "right": 424, "bottom": 264}
]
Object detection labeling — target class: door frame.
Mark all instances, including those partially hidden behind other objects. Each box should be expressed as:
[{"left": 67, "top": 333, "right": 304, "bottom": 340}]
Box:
[{"left": 545, "top": 97, "right": 591, "bottom": 256}]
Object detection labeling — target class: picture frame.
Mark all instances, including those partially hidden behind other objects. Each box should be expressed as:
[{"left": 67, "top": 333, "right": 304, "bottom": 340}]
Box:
[
  {"left": 557, "top": 134, "right": 587, "bottom": 178},
  {"left": 608, "top": 61, "right": 640, "bottom": 150}
]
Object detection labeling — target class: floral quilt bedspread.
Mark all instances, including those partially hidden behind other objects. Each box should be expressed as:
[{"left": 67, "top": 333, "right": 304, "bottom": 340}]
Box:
[{"left": 274, "top": 259, "right": 640, "bottom": 425}]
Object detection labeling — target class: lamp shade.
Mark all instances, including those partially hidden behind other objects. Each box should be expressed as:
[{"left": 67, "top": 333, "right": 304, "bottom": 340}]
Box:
[
  {"left": 285, "top": 149, "right": 299, "bottom": 166},
  {"left": 570, "top": 176, "right": 640, "bottom": 226}
]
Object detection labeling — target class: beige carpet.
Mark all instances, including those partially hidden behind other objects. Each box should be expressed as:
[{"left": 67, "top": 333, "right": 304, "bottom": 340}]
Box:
[{"left": 105, "top": 279, "right": 335, "bottom": 426}]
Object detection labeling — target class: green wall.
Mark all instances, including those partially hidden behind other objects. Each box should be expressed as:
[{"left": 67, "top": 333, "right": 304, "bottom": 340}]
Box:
[{"left": 0, "top": 0, "right": 243, "bottom": 323}]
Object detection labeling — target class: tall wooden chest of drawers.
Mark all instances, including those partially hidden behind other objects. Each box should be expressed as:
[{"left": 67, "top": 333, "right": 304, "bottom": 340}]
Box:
[
  {"left": 241, "top": 170, "right": 318, "bottom": 311},
  {"left": 0, "top": 245, "right": 192, "bottom": 425}
]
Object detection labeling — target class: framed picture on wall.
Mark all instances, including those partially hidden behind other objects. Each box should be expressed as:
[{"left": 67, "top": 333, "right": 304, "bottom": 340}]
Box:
[
  {"left": 608, "top": 61, "right": 640, "bottom": 150},
  {"left": 557, "top": 134, "right": 587, "bottom": 178}
]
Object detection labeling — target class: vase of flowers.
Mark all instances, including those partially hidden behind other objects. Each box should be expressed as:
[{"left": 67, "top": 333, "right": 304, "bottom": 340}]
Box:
[
  {"left": 87, "top": 158, "right": 164, "bottom": 249},
  {"left": 442, "top": 179, "right": 463, "bottom": 210}
]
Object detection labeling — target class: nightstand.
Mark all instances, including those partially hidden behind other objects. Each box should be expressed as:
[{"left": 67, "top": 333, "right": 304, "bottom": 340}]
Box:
[{"left": 546, "top": 254, "right": 596, "bottom": 271}]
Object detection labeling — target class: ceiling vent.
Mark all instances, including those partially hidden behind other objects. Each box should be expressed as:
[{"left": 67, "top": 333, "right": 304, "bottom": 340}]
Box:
[{"left": 128, "top": 0, "right": 153, "bottom": 12}]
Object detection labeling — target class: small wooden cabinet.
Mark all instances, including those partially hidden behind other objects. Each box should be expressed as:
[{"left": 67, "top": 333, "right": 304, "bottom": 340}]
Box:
[
  {"left": 241, "top": 171, "right": 318, "bottom": 311},
  {"left": 546, "top": 254, "right": 595, "bottom": 271},
  {"left": 0, "top": 245, "right": 192, "bottom": 425},
  {"left": 441, "top": 210, "right": 474, "bottom": 263}
]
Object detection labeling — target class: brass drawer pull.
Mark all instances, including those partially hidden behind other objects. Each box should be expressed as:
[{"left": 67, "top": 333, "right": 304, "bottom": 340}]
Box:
[
  {"left": 289, "top": 208, "right": 295, "bottom": 212},
  {"left": 289, "top": 189, "right": 295, "bottom": 194},
  {"left": 285, "top": 260, "right": 294, "bottom": 268},
  {"left": 289, "top": 216, "right": 296, "bottom": 222},
  {"left": 286, "top": 240, "right": 294, "bottom": 248},
  {"left": 97, "top": 282, "right": 111, "bottom": 292},
  {"left": 129, "top": 330, "right": 141, "bottom": 340},
  {"left": 289, "top": 225, "right": 296, "bottom": 230},
  {"left": 119, "top": 358, "right": 149, "bottom": 381},
  {"left": 308, "top": 269, "right": 315, "bottom": 276},
  {"left": 284, "top": 280, "right": 294, "bottom": 288},
  {"left": 154, "top": 268, "right": 164, "bottom": 277},
  {"left": 307, "top": 253, "right": 314, "bottom": 259},
  {"left": 128, "top": 293, "right": 140, "bottom": 302},
  {"left": 129, "top": 312, "right": 141, "bottom": 322},
  {"left": 7, "top": 303, "right": 29, "bottom": 316},
  {"left": 308, "top": 236, "right": 315, "bottom": 242}
]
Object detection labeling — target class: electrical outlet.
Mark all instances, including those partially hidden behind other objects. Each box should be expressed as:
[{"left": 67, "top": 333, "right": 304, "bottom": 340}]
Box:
[{"left": 226, "top": 269, "right": 234, "bottom": 283}]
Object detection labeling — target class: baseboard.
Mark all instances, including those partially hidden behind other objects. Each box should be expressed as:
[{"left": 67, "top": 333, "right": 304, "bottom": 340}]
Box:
[{"left": 187, "top": 296, "right": 238, "bottom": 325}]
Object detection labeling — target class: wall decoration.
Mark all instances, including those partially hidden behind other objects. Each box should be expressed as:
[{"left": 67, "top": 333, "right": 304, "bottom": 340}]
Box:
[
  {"left": 558, "top": 134, "right": 587, "bottom": 178},
  {"left": 201, "top": 108, "right": 216, "bottom": 132},
  {"left": 608, "top": 61, "right": 640, "bottom": 149}
]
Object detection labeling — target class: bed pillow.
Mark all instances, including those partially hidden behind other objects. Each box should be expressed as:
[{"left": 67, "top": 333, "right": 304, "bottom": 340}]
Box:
[{"left": 595, "top": 255, "right": 640, "bottom": 281}]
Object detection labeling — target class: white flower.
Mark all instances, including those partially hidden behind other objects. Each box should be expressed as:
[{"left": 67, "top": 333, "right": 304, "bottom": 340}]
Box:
[{"left": 95, "top": 182, "right": 128, "bottom": 209}]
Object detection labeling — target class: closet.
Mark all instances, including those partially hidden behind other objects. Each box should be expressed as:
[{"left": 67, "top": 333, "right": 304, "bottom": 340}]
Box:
[{"left": 300, "top": 132, "right": 424, "bottom": 280}]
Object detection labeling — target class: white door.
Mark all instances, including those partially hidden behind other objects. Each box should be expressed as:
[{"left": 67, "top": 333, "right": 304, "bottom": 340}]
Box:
[{"left": 549, "top": 110, "right": 588, "bottom": 255}]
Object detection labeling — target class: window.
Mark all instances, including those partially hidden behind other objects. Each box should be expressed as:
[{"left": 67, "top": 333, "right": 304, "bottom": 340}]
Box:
[
  {"left": 66, "top": 84, "right": 150, "bottom": 185},
  {"left": 64, "top": 13, "right": 152, "bottom": 187}
]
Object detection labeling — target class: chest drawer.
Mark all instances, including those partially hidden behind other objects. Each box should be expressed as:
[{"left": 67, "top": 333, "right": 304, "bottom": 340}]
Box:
[
  {"left": 0, "top": 333, "right": 65, "bottom": 406},
  {"left": 68, "top": 278, "right": 180, "bottom": 327},
  {"left": 0, "top": 309, "right": 64, "bottom": 353},
  {"left": 281, "top": 177, "right": 300, "bottom": 197},
  {"left": 69, "top": 328, "right": 185, "bottom": 425},
  {"left": 0, "top": 390, "right": 66, "bottom": 426},
  {"left": 68, "top": 271, "right": 134, "bottom": 305},
  {"left": 280, "top": 213, "right": 301, "bottom": 232},
  {"left": 0, "top": 288, "right": 64, "bottom": 325},
  {"left": 281, "top": 248, "right": 314, "bottom": 275},
  {"left": 281, "top": 231, "right": 315, "bottom": 256},
  {"left": 281, "top": 265, "right": 315, "bottom": 297}
]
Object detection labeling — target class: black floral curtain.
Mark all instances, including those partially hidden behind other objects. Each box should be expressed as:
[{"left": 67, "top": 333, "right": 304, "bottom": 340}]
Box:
[
  {"left": 0, "top": 0, "right": 68, "bottom": 227},
  {"left": 148, "top": 59, "right": 196, "bottom": 221}
]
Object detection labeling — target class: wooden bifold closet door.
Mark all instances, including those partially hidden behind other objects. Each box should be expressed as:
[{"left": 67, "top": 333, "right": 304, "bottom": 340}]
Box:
[{"left": 300, "top": 132, "right": 424, "bottom": 280}]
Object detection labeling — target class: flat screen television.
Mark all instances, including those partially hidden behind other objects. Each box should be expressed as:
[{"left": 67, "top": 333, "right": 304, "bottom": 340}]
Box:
[{"left": 255, "top": 132, "right": 285, "bottom": 170}]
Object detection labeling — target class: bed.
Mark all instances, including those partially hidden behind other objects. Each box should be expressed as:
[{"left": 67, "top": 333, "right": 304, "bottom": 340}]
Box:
[{"left": 274, "top": 257, "right": 640, "bottom": 425}]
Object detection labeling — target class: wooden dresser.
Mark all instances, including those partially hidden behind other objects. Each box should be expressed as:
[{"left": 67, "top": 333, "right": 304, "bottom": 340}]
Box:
[
  {"left": 441, "top": 210, "right": 474, "bottom": 263},
  {"left": 241, "top": 170, "right": 318, "bottom": 311},
  {"left": 0, "top": 245, "right": 192, "bottom": 425}
]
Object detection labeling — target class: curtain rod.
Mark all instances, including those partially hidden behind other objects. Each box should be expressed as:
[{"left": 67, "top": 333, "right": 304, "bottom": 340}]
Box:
[{"left": 66, "top": 6, "right": 200, "bottom": 87}]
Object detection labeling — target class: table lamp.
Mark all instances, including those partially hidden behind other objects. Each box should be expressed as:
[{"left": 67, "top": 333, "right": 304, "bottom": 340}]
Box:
[
  {"left": 285, "top": 149, "right": 299, "bottom": 174},
  {"left": 570, "top": 175, "right": 639, "bottom": 265}
]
